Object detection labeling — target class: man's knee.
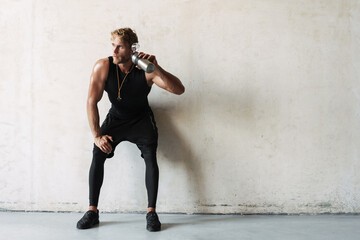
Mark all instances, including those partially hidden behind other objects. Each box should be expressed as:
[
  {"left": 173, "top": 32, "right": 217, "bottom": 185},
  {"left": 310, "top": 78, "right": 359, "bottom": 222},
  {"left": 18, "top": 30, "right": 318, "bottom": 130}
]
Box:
[
  {"left": 138, "top": 143, "right": 157, "bottom": 159},
  {"left": 93, "top": 144, "right": 115, "bottom": 159}
]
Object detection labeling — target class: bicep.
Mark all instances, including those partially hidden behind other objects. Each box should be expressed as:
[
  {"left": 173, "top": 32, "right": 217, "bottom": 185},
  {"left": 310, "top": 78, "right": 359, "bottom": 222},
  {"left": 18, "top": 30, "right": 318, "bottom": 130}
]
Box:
[
  {"left": 151, "top": 75, "right": 167, "bottom": 90},
  {"left": 87, "top": 60, "right": 108, "bottom": 103},
  {"left": 148, "top": 73, "right": 180, "bottom": 94},
  {"left": 88, "top": 76, "right": 105, "bottom": 103}
]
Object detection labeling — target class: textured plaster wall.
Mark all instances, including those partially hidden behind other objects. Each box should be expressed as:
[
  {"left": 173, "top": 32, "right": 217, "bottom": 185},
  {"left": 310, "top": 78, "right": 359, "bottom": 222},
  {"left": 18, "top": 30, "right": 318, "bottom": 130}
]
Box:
[{"left": 0, "top": 0, "right": 359, "bottom": 214}]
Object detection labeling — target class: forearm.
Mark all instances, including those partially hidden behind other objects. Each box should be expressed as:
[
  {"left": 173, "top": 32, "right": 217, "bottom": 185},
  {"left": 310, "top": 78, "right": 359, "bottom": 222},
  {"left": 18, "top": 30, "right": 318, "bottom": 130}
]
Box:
[{"left": 87, "top": 101, "right": 102, "bottom": 139}]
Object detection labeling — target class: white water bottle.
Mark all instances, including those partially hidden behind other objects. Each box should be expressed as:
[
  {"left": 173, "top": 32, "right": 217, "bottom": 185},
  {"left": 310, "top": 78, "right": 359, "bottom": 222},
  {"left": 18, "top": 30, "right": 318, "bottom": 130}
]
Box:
[{"left": 131, "top": 43, "right": 155, "bottom": 73}]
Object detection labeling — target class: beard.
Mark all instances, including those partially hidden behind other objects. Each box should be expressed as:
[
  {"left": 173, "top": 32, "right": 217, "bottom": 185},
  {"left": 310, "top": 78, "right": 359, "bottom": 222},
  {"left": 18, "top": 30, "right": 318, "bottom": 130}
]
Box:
[{"left": 113, "top": 55, "right": 131, "bottom": 64}]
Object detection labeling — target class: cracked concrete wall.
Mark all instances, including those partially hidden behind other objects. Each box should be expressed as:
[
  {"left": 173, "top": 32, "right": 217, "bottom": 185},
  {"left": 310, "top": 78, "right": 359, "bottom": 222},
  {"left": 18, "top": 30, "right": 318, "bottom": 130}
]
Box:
[{"left": 0, "top": 0, "right": 360, "bottom": 214}]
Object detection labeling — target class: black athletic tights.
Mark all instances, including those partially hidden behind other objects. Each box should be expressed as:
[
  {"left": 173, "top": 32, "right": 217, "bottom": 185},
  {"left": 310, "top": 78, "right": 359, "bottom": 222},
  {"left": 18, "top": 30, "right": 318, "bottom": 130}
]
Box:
[{"left": 88, "top": 111, "right": 159, "bottom": 208}]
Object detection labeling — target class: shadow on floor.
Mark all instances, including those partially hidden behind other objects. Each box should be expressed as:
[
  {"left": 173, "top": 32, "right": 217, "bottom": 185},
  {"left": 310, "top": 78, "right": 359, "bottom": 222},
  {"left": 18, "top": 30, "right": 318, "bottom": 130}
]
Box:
[{"left": 161, "top": 215, "right": 244, "bottom": 231}]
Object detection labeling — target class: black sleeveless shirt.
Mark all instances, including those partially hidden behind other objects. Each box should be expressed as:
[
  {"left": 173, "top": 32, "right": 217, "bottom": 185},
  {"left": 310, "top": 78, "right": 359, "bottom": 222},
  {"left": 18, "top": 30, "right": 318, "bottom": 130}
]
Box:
[{"left": 105, "top": 56, "right": 152, "bottom": 119}]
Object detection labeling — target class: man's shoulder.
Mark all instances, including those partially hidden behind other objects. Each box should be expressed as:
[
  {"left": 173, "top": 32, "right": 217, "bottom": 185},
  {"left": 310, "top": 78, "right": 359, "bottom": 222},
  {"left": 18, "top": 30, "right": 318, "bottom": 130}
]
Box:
[
  {"left": 94, "top": 57, "right": 110, "bottom": 68},
  {"left": 92, "top": 57, "right": 110, "bottom": 74}
]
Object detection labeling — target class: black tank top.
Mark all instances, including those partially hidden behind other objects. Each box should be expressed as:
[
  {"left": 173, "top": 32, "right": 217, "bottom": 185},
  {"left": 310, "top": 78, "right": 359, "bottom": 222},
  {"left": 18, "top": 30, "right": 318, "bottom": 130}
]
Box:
[{"left": 105, "top": 56, "right": 152, "bottom": 119}]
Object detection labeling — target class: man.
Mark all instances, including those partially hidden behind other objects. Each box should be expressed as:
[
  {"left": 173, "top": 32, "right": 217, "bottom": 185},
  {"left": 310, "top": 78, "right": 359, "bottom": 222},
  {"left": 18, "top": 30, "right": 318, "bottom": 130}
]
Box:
[{"left": 76, "top": 28, "right": 184, "bottom": 231}]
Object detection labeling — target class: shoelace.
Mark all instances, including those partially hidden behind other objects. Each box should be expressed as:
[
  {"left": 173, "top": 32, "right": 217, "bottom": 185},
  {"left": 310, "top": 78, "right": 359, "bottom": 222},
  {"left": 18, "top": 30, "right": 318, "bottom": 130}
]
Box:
[
  {"left": 147, "top": 213, "right": 158, "bottom": 224},
  {"left": 80, "top": 211, "right": 96, "bottom": 222}
]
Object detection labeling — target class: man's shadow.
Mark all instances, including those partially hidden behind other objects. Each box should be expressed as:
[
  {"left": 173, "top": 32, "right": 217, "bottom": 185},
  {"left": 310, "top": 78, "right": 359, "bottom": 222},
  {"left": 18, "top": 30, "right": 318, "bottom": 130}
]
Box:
[
  {"left": 153, "top": 106, "right": 207, "bottom": 205},
  {"left": 161, "top": 215, "right": 246, "bottom": 231},
  {"left": 151, "top": 85, "right": 257, "bottom": 218}
]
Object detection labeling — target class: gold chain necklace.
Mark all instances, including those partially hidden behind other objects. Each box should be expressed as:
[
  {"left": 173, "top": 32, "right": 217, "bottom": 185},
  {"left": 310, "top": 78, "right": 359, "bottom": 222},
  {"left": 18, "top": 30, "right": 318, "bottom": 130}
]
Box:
[{"left": 116, "top": 64, "right": 134, "bottom": 101}]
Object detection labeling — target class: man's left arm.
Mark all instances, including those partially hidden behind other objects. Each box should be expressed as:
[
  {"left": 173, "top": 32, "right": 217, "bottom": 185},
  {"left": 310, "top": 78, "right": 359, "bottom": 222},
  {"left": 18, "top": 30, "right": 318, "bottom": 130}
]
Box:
[{"left": 138, "top": 52, "right": 185, "bottom": 95}]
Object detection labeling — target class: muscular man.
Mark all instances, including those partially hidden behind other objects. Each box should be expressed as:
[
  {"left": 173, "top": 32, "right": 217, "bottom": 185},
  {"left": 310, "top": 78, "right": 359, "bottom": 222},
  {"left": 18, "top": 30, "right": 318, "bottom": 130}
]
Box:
[{"left": 76, "top": 28, "right": 184, "bottom": 231}]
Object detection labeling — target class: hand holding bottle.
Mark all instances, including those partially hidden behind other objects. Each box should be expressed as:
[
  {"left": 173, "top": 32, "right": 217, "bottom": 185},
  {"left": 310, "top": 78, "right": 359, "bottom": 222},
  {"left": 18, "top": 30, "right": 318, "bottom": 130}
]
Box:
[{"left": 131, "top": 43, "right": 155, "bottom": 73}]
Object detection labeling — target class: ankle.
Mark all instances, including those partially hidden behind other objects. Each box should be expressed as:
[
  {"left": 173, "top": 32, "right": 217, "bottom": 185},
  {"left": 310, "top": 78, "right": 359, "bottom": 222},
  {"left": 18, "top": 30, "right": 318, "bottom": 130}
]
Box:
[
  {"left": 147, "top": 207, "right": 156, "bottom": 213},
  {"left": 89, "top": 206, "right": 98, "bottom": 213}
]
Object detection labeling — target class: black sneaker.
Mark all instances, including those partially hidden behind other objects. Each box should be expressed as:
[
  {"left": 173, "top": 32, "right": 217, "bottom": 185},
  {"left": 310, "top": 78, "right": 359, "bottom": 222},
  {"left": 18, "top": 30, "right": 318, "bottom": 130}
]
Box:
[
  {"left": 146, "top": 211, "right": 161, "bottom": 232},
  {"left": 76, "top": 210, "right": 99, "bottom": 229}
]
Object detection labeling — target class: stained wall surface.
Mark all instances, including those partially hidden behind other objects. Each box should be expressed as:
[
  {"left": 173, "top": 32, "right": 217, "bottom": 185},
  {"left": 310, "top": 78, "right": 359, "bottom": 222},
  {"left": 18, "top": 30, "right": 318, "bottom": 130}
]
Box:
[{"left": 0, "top": 0, "right": 359, "bottom": 214}]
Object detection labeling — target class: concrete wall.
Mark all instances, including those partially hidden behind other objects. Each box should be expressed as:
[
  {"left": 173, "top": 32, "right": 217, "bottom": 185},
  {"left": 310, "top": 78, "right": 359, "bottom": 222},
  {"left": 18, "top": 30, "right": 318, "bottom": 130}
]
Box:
[{"left": 1, "top": 0, "right": 359, "bottom": 214}]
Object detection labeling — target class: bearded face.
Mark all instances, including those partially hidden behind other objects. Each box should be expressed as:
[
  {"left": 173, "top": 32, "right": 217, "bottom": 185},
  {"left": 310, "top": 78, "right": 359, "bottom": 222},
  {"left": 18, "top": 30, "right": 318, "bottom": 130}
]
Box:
[{"left": 112, "top": 37, "right": 132, "bottom": 64}]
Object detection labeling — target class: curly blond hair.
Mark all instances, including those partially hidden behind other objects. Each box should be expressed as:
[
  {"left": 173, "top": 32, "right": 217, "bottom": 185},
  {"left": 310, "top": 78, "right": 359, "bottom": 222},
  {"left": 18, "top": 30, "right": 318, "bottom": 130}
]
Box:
[{"left": 111, "top": 28, "right": 138, "bottom": 47}]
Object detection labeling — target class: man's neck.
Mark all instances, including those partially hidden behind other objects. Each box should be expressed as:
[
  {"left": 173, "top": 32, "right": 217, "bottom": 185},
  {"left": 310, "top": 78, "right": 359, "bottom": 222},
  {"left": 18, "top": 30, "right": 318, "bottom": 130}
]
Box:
[{"left": 118, "top": 61, "right": 133, "bottom": 74}]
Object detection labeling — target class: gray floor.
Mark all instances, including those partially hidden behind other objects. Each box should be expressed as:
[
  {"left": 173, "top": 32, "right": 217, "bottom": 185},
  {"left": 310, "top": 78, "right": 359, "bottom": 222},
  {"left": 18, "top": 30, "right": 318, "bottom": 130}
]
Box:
[{"left": 1, "top": 212, "right": 360, "bottom": 240}]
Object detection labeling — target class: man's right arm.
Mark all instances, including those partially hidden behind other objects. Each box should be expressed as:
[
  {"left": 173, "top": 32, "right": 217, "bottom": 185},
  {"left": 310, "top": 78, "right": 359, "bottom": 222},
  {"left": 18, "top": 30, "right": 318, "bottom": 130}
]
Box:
[{"left": 87, "top": 58, "right": 113, "bottom": 154}]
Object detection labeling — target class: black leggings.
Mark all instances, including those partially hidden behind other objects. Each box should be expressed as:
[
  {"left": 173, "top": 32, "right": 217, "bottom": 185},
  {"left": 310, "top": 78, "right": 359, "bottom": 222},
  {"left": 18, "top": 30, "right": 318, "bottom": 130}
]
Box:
[{"left": 88, "top": 110, "right": 159, "bottom": 208}]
